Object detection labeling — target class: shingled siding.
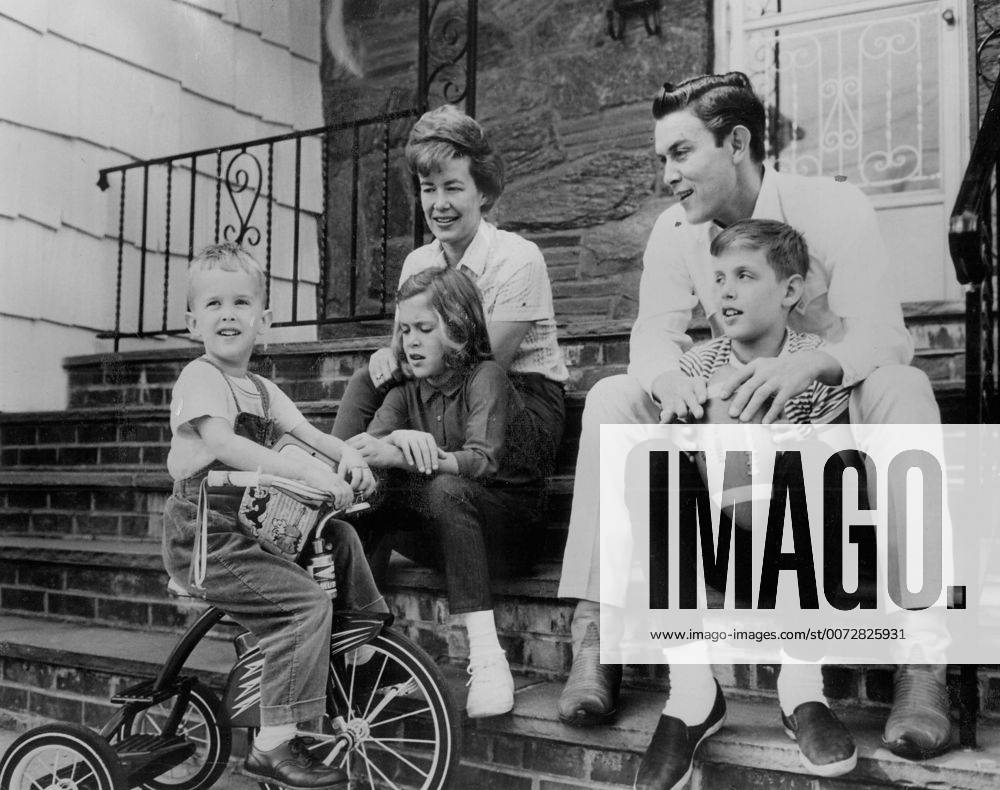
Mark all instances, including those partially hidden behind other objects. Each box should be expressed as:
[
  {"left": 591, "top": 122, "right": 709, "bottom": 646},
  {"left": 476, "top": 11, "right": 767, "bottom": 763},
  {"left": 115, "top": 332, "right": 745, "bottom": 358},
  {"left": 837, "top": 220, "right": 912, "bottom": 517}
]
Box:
[{"left": 1, "top": 0, "right": 324, "bottom": 411}]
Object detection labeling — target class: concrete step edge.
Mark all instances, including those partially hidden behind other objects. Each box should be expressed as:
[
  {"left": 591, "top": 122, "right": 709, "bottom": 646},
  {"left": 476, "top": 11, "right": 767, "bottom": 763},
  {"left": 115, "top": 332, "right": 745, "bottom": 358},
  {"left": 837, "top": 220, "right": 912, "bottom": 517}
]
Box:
[{"left": 0, "top": 614, "right": 232, "bottom": 684}]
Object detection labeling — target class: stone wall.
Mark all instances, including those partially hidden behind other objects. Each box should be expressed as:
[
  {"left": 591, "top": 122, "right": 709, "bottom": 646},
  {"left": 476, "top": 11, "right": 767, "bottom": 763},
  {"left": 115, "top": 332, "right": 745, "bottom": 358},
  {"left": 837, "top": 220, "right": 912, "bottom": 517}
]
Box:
[
  {"left": 321, "top": 0, "right": 712, "bottom": 330},
  {"left": 976, "top": 0, "right": 1000, "bottom": 120}
]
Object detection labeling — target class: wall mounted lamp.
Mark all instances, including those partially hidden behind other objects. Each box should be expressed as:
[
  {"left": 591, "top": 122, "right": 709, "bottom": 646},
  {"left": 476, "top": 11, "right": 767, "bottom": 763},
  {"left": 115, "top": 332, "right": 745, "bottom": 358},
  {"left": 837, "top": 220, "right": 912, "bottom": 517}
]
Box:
[{"left": 606, "top": 0, "right": 662, "bottom": 40}]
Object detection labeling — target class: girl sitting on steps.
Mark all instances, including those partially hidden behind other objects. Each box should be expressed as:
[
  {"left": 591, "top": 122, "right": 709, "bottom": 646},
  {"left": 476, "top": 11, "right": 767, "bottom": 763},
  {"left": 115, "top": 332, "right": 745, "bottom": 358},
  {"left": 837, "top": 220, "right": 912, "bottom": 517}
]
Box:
[{"left": 347, "top": 266, "right": 547, "bottom": 718}]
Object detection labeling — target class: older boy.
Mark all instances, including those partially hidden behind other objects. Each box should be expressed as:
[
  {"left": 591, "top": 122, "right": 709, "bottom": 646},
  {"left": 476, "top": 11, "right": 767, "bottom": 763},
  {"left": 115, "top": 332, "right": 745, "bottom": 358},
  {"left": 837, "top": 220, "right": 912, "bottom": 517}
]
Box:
[{"left": 634, "top": 219, "right": 857, "bottom": 789}]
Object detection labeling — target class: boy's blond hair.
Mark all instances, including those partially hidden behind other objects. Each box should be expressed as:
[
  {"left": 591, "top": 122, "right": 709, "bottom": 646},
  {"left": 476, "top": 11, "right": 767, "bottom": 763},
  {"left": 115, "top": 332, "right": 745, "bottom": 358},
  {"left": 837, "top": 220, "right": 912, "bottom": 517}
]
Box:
[{"left": 186, "top": 242, "right": 267, "bottom": 309}]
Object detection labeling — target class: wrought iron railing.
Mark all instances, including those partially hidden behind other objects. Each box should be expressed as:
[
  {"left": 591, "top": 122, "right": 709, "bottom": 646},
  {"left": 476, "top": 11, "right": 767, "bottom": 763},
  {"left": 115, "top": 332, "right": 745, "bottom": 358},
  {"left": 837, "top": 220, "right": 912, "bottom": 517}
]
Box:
[
  {"left": 96, "top": 0, "right": 479, "bottom": 351},
  {"left": 949, "top": 23, "right": 1000, "bottom": 425},
  {"left": 947, "top": 8, "right": 1000, "bottom": 751},
  {"left": 97, "top": 109, "right": 419, "bottom": 350}
]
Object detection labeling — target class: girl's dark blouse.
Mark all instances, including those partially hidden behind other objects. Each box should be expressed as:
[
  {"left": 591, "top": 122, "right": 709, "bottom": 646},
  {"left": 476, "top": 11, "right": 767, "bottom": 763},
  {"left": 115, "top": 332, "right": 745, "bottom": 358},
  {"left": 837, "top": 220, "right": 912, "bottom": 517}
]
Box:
[{"left": 367, "top": 360, "right": 543, "bottom": 486}]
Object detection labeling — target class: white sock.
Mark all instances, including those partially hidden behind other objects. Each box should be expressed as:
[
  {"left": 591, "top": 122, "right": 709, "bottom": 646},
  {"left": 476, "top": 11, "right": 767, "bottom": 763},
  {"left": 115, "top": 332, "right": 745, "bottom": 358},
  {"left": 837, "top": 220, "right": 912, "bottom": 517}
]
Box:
[
  {"left": 464, "top": 609, "right": 503, "bottom": 663},
  {"left": 777, "top": 654, "right": 826, "bottom": 717},
  {"left": 661, "top": 642, "right": 717, "bottom": 725},
  {"left": 254, "top": 723, "right": 296, "bottom": 751}
]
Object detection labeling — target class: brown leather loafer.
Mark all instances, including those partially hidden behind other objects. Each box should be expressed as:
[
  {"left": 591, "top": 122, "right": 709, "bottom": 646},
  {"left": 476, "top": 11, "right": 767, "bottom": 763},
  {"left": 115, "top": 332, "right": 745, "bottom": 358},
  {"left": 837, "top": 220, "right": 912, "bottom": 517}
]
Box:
[
  {"left": 781, "top": 701, "right": 857, "bottom": 777},
  {"left": 557, "top": 621, "right": 622, "bottom": 726},
  {"left": 883, "top": 664, "right": 953, "bottom": 760},
  {"left": 244, "top": 736, "right": 349, "bottom": 789}
]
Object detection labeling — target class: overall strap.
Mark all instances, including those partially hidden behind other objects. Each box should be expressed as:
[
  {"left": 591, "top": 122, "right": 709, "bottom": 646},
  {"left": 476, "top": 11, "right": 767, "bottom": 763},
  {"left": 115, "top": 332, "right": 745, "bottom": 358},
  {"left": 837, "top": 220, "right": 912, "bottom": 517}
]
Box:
[
  {"left": 244, "top": 371, "right": 272, "bottom": 420},
  {"left": 197, "top": 356, "right": 270, "bottom": 418}
]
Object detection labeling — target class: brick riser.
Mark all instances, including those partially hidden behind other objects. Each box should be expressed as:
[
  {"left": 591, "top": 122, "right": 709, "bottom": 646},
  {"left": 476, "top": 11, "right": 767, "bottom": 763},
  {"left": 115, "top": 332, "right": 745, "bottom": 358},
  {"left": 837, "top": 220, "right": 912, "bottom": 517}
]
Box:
[
  {"left": 0, "top": 542, "right": 956, "bottom": 703},
  {"left": 53, "top": 332, "right": 963, "bottom": 418},
  {"left": 57, "top": 336, "right": 631, "bottom": 411},
  {"left": 0, "top": 556, "right": 190, "bottom": 633},
  {"left": 0, "top": 483, "right": 166, "bottom": 541},
  {"left": 0, "top": 478, "right": 573, "bottom": 556},
  {"left": 0, "top": 542, "right": 577, "bottom": 672},
  {"left": 0, "top": 653, "right": 179, "bottom": 737},
  {"left": 0, "top": 407, "right": 583, "bottom": 473}
]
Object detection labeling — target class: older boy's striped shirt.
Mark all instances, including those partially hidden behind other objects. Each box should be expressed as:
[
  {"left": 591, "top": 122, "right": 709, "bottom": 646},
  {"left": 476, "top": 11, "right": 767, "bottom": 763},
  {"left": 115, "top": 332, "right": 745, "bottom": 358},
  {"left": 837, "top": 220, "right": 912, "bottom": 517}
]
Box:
[{"left": 678, "top": 330, "right": 851, "bottom": 424}]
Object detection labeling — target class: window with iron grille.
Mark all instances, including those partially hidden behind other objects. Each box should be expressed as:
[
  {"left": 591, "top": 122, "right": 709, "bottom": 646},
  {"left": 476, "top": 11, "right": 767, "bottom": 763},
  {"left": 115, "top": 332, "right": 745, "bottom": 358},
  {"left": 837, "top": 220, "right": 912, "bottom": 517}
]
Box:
[{"left": 716, "top": 0, "right": 970, "bottom": 303}]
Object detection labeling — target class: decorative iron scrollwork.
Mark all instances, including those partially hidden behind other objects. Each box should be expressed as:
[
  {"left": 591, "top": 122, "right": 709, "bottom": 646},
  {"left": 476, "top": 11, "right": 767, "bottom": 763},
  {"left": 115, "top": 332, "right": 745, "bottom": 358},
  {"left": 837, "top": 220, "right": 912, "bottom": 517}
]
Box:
[
  {"left": 606, "top": 0, "right": 662, "bottom": 41},
  {"left": 422, "top": 0, "right": 476, "bottom": 112},
  {"left": 976, "top": 1, "right": 1000, "bottom": 87},
  {"left": 223, "top": 149, "right": 263, "bottom": 246}
]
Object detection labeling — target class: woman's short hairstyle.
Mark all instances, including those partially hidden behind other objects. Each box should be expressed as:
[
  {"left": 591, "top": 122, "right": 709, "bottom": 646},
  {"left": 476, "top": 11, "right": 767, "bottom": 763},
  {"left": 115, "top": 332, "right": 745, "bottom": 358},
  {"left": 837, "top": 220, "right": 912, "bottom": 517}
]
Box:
[
  {"left": 710, "top": 218, "right": 809, "bottom": 281},
  {"left": 186, "top": 242, "right": 266, "bottom": 309},
  {"left": 652, "top": 72, "right": 767, "bottom": 164},
  {"left": 392, "top": 266, "right": 493, "bottom": 371},
  {"left": 405, "top": 104, "right": 505, "bottom": 212}
]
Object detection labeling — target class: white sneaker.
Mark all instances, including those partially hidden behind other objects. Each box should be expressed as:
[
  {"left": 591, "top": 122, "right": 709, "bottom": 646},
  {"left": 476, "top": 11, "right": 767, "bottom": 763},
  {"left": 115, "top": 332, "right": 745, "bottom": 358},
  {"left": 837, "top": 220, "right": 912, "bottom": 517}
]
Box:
[{"left": 465, "top": 652, "right": 514, "bottom": 718}]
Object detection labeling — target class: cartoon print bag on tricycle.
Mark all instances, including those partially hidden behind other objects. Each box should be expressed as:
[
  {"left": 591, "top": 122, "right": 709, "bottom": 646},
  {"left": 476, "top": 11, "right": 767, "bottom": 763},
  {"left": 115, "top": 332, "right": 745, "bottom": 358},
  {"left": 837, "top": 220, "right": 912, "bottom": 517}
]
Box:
[{"left": 234, "top": 435, "right": 340, "bottom": 559}]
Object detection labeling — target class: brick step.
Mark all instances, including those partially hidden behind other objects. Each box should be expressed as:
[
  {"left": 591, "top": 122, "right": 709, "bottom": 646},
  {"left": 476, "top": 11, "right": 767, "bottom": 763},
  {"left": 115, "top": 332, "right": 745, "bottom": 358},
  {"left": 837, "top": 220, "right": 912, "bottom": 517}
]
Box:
[
  {"left": 460, "top": 682, "right": 1000, "bottom": 790},
  {"left": 0, "top": 405, "right": 337, "bottom": 470},
  {"left": 0, "top": 397, "right": 585, "bottom": 474},
  {"left": 0, "top": 470, "right": 171, "bottom": 542},
  {"left": 60, "top": 330, "right": 631, "bottom": 410},
  {"left": 0, "top": 470, "right": 575, "bottom": 554},
  {"left": 0, "top": 614, "right": 232, "bottom": 733},
  {"left": 2, "top": 615, "right": 998, "bottom": 790},
  {"left": 2, "top": 534, "right": 987, "bottom": 718},
  {"left": 0, "top": 534, "right": 576, "bottom": 675},
  {"left": 0, "top": 535, "right": 202, "bottom": 634},
  {"left": 55, "top": 312, "right": 966, "bottom": 415}
]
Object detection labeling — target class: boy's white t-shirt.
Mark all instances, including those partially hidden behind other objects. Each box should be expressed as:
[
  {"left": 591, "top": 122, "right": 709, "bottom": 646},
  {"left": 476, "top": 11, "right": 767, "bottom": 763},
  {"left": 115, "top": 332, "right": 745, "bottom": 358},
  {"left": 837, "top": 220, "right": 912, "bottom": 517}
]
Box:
[{"left": 167, "top": 359, "right": 306, "bottom": 480}]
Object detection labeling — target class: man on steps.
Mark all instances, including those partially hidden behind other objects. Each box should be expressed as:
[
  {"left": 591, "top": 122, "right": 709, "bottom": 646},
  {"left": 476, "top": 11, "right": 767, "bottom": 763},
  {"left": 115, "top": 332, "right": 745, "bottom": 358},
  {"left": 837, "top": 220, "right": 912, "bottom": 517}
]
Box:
[{"left": 555, "top": 72, "right": 952, "bottom": 789}]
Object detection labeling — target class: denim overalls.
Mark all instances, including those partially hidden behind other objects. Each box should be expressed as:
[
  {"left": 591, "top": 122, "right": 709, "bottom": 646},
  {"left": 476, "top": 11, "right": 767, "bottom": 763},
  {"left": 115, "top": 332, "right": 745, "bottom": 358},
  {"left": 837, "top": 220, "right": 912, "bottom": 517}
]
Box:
[{"left": 161, "top": 358, "right": 381, "bottom": 726}]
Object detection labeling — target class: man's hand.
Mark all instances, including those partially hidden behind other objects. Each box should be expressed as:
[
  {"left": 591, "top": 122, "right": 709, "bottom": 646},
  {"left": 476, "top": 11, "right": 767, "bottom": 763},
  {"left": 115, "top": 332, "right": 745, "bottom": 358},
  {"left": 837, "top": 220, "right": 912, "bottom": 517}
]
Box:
[
  {"left": 650, "top": 370, "right": 708, "bottom": 423},
  {"left": 347, "top": 433, "right": 401, "bottom": 468},
  {"left": 388, "top": 430, "right": 440, "bottom": 474},
  {"left": 716, "top": 350, "right": 841, "bottom": 424},
  {"left": 368, "top": 347, "right": 399, "bottom": 388}
]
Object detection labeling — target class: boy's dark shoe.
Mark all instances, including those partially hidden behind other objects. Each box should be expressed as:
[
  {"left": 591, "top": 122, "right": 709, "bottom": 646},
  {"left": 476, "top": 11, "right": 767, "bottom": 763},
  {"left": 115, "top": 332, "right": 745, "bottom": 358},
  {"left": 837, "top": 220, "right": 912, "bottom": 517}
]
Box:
[
  {"left": 781, "top": 701, "right": 858, "bottom": 777},
  {"left": 883, "top": 664, "right": 952, "bottom": 760},
  {"left": 633, "top": 681, "right": 726, "bottom": 790},
  {"left": 244, "top": 737, "right": 348, "bottom": 789},
  {"left": 557, "top": 621, "right": 622, "bottom": 726}
]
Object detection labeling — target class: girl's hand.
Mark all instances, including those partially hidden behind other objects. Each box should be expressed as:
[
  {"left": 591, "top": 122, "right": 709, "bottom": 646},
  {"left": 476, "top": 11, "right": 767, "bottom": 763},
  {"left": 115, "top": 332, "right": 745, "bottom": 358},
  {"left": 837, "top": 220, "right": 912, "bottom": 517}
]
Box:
[
  {"left": 347, "top": 432, "right": 400, "bottom": 468},
  {"left": 368, "top": 347, "right": 399, "bottom": 389},
  {"left": 337, "top": 448, "right": 376, "bottom": 496},
  {"left": 389, "top": 430, "right": 439, "bottom": 475},
  {"left": 301, "top": 466, "right": 355, "bottom": 510}
]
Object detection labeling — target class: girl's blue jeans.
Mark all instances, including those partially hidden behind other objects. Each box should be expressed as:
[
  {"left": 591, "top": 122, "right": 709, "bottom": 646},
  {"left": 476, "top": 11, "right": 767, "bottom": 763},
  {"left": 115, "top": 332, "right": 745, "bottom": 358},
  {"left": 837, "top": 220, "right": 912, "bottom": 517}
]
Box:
[{"left": 359, "top": 470, "right": 543, "bottom": 614}]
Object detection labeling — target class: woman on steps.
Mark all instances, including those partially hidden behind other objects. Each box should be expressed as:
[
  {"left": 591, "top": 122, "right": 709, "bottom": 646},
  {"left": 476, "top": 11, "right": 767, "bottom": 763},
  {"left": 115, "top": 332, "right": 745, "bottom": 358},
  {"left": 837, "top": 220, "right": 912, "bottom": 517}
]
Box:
[{"left": 331, "top": 103, "right": 568, "bottom": 477}]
